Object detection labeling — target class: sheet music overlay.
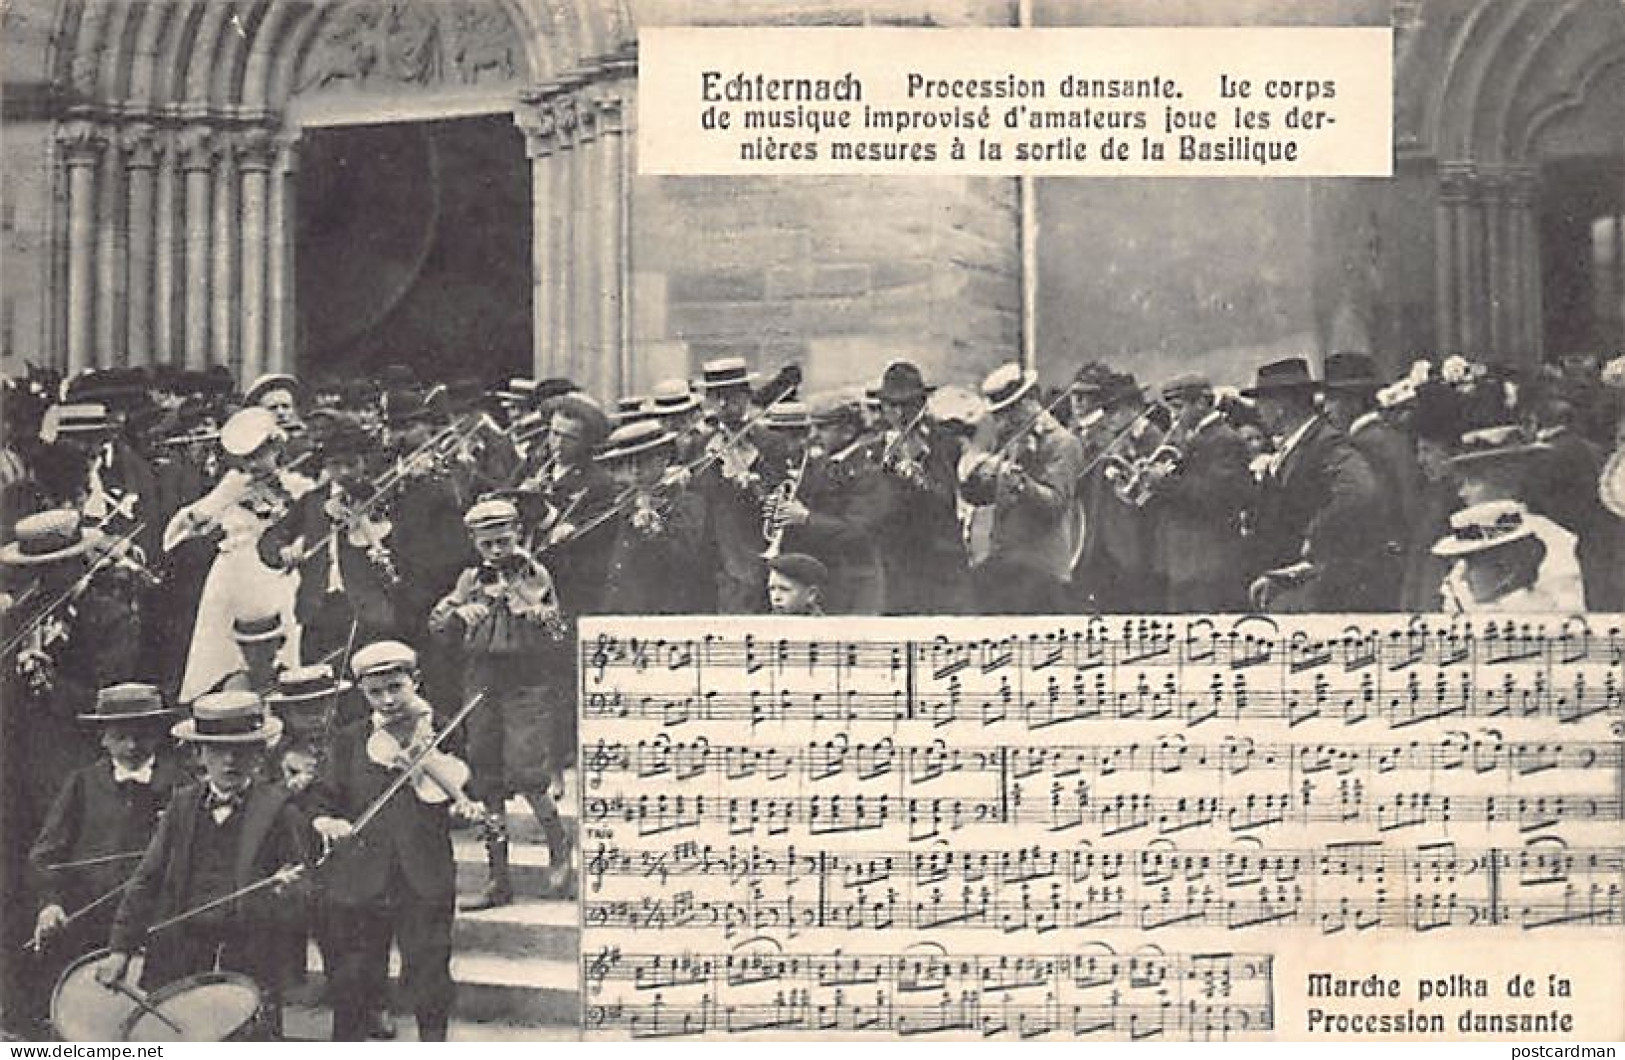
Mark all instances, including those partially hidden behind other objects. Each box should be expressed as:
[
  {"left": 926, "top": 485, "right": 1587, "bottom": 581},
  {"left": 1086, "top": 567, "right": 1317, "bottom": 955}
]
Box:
[{"left": 577, "top": 615, "right": 1625, "bottom": 1041}]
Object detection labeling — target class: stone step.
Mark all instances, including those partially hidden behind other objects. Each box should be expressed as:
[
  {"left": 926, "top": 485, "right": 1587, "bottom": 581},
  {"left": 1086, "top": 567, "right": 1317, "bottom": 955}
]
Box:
[
  {"left": 282, "top": 1004, "right": 579, "bottom": 1042},
  {"left": 454, "top": 837, "right": 572, "bottom": 899},
  {"left": 453, "top": 897, "right": 578, "bottom": 961},
  {"left": 298, "top": 946, "right": 579, "bottom": 1027}
]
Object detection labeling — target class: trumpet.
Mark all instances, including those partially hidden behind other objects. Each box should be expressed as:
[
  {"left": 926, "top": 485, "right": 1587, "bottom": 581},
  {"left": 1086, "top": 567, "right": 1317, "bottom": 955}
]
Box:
[
  {"left": 1087, "top": 402, "right": 1173, "bottom": 491},
  {"left": 1106, "top": 404, "right": 1201, "bottom": 508},
  {"left": 761, "top": 446, "right": 812, "bottom": 559}
]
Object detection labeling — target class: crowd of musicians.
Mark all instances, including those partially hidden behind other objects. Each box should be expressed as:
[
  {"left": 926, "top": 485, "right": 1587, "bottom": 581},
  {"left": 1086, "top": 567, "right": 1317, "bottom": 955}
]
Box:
[{"left": 3, "top": 345, "right": 1625, "bottom": 1040}]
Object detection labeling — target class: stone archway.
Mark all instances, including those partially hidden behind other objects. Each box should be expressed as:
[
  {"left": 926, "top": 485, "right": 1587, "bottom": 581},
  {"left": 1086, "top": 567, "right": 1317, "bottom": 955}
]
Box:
[
  {"left": 1424, "top": 0, "right": 1625, "bottom": 363},
  {"left": 44, "top": 0, "right": 635, "bottom": 394}
]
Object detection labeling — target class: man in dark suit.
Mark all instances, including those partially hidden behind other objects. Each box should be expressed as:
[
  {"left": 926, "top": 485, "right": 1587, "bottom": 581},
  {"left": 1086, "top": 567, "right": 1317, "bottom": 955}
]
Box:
[
  {"left": 1319, "top": 352, "right": 1418, "bottom": 611},
  {"left": 871, "top": 361, "right": 968, "bottom": 614},
  {"left": 1142, "top": 374, "right": 1254, "bottom": 612},
  {"left": 598, "top": 420, "right": 717, "bottom": 614},
  {"left": 1243, "top": 358, "right": 1390, "bottom": 612},
  {"left": 777, "top": 394, "right": 899, "bottom": 614},
  {"left": 98, "top": 691, "right": 312, "bottom": 1038},
  {"left": 309, "top": 641, "right": 481, "bottom": 1042},
  {"left": 260, "top": 420, "right": 397, "bottom": 665},
  {"left": 514, "top": 392, "right": 618, "bottom": 617}
]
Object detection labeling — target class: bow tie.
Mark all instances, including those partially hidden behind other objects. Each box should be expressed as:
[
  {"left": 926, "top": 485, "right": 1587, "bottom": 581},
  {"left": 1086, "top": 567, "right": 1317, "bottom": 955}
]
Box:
[
  {"left": 113, "top": 760, "right": 155, "bottom": 786},
  {"left": 205, "top": 786, "right": 246, "bottom": 822}
]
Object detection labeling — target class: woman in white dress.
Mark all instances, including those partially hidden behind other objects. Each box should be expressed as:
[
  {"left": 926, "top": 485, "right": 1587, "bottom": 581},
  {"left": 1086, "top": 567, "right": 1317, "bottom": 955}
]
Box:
[{"left": 165, "top": 408, "right": 313, "bottom": 701}]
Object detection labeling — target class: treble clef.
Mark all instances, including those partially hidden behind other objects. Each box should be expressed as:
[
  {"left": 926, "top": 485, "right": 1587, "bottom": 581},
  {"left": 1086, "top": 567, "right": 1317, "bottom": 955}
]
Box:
[{"left": 585, "top": 945, "right": 621, "bottom": 994}]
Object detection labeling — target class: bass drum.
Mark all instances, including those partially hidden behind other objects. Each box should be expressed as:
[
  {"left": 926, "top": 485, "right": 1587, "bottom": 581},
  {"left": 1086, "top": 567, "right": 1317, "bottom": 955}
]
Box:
[
  {"left": 51, "top": 950, "right": 145, "bottom": 1042},
  {"left": 120, "top": 971, "right": 262, "bottom": 1042}
]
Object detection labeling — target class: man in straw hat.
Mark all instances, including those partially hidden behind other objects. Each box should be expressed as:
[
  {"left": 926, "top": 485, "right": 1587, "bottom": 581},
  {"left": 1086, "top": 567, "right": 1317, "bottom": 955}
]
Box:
[
  {"left": 21, "top": 684, "right": 181, "bottom": 1032},
  {"left": 98, "top": 690, "right": 312, "bottom": 1038},
  {"left": 774, "top": 393, "right": 896, "bottom": 614},
  {"left": 1241, "top": 357, "right": 1388, "bottom": 612},
  {"left": 1432, "top": 500, "right": 1581, "bottom": 612},
  {"left": 596, "top": 419, "right": 717, "bottom": 614},
  {"left": 960, "top": 362, "right": 1085, "bottom": 613}
]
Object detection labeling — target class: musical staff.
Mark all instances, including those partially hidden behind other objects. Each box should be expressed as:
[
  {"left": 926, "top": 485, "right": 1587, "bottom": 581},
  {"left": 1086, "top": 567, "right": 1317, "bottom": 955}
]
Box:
[
  {"left": 579, "top": 614, "right": 1625, "bottom": 1040},
  {"left": 581, "top": 947, "right": 1274, "bottom": 1040}
]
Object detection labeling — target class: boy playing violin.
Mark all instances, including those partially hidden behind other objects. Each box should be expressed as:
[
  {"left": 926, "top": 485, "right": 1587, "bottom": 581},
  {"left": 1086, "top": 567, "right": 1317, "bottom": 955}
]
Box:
[
  {"left": 428, "top": 499, "right": 573, "bottom": 907},
  {"left": 309, "top": 640, "right": 481, "bottom": 1042}
]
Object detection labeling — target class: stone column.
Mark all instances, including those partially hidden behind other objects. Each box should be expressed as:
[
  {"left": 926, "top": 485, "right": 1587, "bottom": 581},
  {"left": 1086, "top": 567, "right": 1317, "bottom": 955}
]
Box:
[
  {"left": 212, "top": 130, "right": 241, "bottom": 375},
  {"left": 594, "top": 83, "right": 630, "bottom": 397},
  {"left": 550, "top": 97, "right": 578, "bottom": 385},
  {"left": 515, "top": 99, "right": 559, "bottom": 379},
  {"left": 122, "top": 122, "right": 160, "bottom": 367},
  {"left": 58, "top": 120, "right": 105, "bottom": 375},
  {"left": 97, "top": 121, "right": 127, "bottom": 368},
  {"left": 154, "top": 127, "right": 180, "bottom": 365},
  {"left": 238, "top": 126, "right": 277, "bottom": 382},
  {"left": 178, "top": 125, "right": 215, "bottom": 369},
  {"left": 1506, "top": 165, "right": 1542, "bottom": 362},
  {"left": 1435, "top": 162, "right": 1474, "bottom": 355},
  {"left": 569, "top": 93, "right": 603, "bottom": 395},
  {"left": 266, "top": 136, "right": 299, "bottom": 374},
  {"left": 1479, "top": 165, "right": 1508, "bottom": 359}
]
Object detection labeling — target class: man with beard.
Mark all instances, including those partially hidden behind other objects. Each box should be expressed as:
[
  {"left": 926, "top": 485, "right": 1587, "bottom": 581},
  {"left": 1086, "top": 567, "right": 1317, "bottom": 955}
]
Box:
[{"left": 871, "top": 361, "right": 967, "bottom": 613}]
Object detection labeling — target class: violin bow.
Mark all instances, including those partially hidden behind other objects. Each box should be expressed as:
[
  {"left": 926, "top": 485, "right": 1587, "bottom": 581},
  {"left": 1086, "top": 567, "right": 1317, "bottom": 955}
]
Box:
[
  {"left": 346, "top": 689, "right": 488, "bottom": 839},
  {"left": 2, "top": 520, "right": 149, "bottom": 659}
]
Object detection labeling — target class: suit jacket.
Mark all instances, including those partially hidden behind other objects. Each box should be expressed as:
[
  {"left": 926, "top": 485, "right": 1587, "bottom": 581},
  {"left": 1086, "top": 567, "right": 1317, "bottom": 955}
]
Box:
[
  {"left": 30, "top": 755, "right": 184, "bottom": 912},
  {"left": 518, "top": 461, "right": 619, "bottom": 617},
  {"left": 388, "top": 471, "right": 474, "bottom": 636},
  {"left": 1251, "top": 416, "right": 1390, "bottom": 610},
  {"left": 783, "top": 436, "right": 899, "bottom": 614},
  {"left": 962, "top": 414, "right": 1086, "bottom": 584},
  {"left": 1149, "top": 413, "right": 1254, "bottom": 588},
  {"left": 259, "top": 484, "right": 395, "bottom": 634},
  {"left": 600, "top": 489, "right": 716, "bottom": 615},
  {"left": 700, "top": 426, "right": 793, "bottom": 613},
  {"left": 109, "top": 782, "right": 311, "bottom": 969},
  {"left": 877, "top": 424, "right": 968, "bottom": 613},
  {"left": 310, "top": 719, "right": 456, "bottom": 904},
  {"left": 1348, "top": 415, "right": 1422, "bottom": 548}
]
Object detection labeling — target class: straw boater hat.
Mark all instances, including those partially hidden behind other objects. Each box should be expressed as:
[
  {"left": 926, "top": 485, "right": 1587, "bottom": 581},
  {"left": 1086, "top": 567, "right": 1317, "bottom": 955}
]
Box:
[
  {"left": 265, "top": 664, "right": 351, "bottom": 708},
  {"left": 612, "top": 396, "right": 653, "bottom": 425},
  {"left": 219, "top": 407, "right": 282, "bottom": 457},
  {"left": 1160, "top": 373, "right": 1212, "bottom": 401},
  {"left": 697, "top": 357, "right": 758, "bottom": 392},
  {"left": 981, "top": 363, "right": 1038, "bottom": 413},
  {"left": 350, "top": 640, "right": 418, "bottom": 681},
  {"left": 243, "top": 373, "right": 301, "bottom": 408},
  {"left": 596, "top": 419, "right": 677, "bottom": 463},
  {"left": 0, "top": 510, "right": 104, "bottom": 567},
  {"left": 1431, "top": 500, "right": 1539, "bottom": 558},
  {"left": 766, "top": 401, "right": 811, "bottom": 431},
  {"left": 647, "top": 379, "right": 702, "bottom": 418},
  {"left": 232, "top": 611, "right": 286, "bottom": 645},
  {"left": 39, "top": 403, "right": 111, "bottom": 443},
  {"left": 1241, "top": 358, "right": 1320, "bottom": 398},
  {"left": 808, "top": 392, "right": 864, "bottom": 427},
  {"left": 173, "top": 689, "right": 283, "bottom": 744},
  {"left": 78, "top": 682, "right": 176, "bottom": 724}
]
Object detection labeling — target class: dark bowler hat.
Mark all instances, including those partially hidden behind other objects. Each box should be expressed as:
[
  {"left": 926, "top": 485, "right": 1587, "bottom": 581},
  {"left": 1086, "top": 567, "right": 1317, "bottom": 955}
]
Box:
[
  {"left": 266, "top": 664, "right": 351, "bottom": 706},
  {"left": 767, "top": 552, "right": 829, "bottom": 590},
  {"left": 231, "top": 611, "right": 286, "bottom": 644},
  {"left": 1241, "top": 357, "right": 1320, "bottom": 397},
  {"left": 1322, "top": 352, "right": 1384, "bottom": 391},
  {"left": 697, "top": 357, "right": 758, "bottom": 391},
  {"left": 0, "top": 510, "right": 103, "bottom": 567},
  {"left": 173, "top": 690, "right": 282, "bottom": 745},
  {"left": 875, "top": 361, "right": 934, "bottom": 404},
  {"left": 1161, "top": 373, "right": 1212, "bottom": 401},
  {"left": 319, "top": 417, "right": 373, "bottom": 461},
  {"left": 78, "top": 682, "right": 175, "bottom": 724}
]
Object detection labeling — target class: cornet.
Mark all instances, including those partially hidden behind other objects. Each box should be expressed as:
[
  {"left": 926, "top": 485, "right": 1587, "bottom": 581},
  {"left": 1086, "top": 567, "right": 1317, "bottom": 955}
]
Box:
[{"left": 761, "top": 447, "right": 812, "bottom": 559}]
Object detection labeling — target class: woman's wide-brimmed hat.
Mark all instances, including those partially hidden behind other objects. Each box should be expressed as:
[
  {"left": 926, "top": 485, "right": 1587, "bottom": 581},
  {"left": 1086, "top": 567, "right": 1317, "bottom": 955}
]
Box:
[{"left": 0, "top": 510, "right": 104, "bottom": 567}]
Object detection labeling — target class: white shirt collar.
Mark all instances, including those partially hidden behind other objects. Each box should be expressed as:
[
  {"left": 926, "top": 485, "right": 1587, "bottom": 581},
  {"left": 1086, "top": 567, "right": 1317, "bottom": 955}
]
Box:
[{"left": 1268, "top": 415, "right": 1319, "bottom": 477}]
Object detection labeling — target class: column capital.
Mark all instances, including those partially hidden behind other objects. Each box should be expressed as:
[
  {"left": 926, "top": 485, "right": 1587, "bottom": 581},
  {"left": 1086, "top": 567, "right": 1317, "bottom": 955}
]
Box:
[
  {"left": 1436, "top": 161, "right": 1477, "bottom": 205},
  {"left": 591, "top": 84, "right": 629, "bottom": 136},
  {"left": 56, "top": 120, "right": 108, "bottom": 166},
  {"left": 514, "top": 97, "right": 559, "bottom": 158},
  {"left": 175, "top": 125, "right": 218, "bottom": 173},
  {"left": 237, "top": 125, "right": 280, "bottom": 173},
  {"left": 119, "top": 122, "right": 162, "bottom": 170}
]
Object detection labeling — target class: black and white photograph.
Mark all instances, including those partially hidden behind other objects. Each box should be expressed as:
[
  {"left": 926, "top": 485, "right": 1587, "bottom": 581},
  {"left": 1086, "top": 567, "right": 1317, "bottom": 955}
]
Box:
[{"left": 1, "top": 0, "right": 1622, "bottom": 1044}]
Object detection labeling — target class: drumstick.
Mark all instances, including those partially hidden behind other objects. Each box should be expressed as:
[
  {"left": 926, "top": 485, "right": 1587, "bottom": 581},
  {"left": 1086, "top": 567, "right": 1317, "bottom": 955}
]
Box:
[
  {"left": 102, "top": 978, "right": 187, "bottom": 1036},
  {"left": 21, "top": 880, "right": 130, "bottom": 952}
]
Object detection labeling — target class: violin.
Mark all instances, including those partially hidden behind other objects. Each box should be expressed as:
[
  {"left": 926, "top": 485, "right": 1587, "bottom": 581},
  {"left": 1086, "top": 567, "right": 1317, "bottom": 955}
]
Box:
[
  {"left": 324, "top": 492, "right": 398, "bottom": 584},
  {"left": 365, "top": 713, "right": 475, "bottom": 807}
]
